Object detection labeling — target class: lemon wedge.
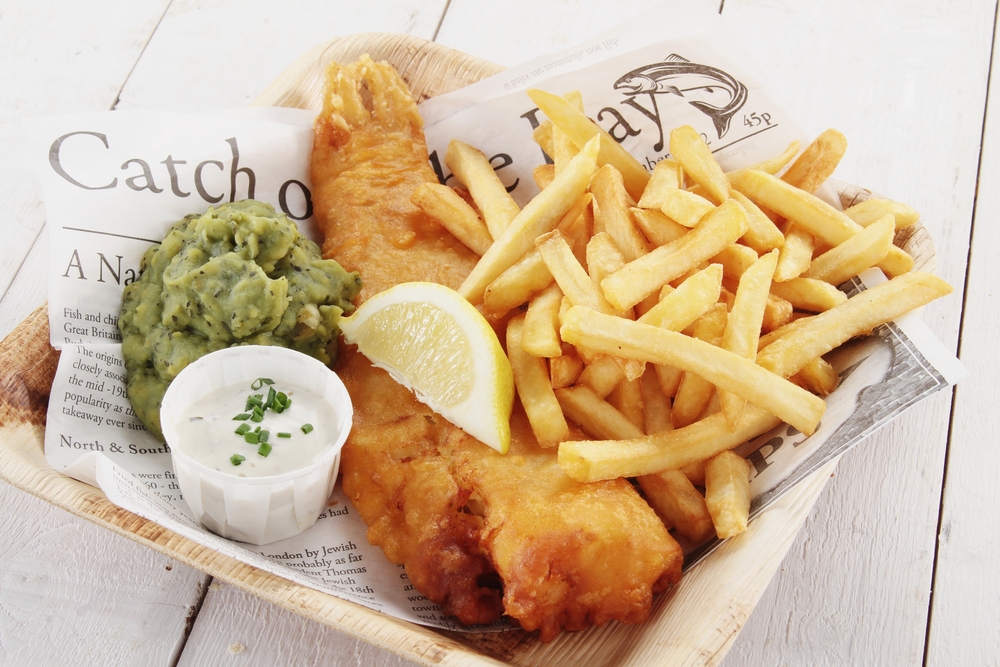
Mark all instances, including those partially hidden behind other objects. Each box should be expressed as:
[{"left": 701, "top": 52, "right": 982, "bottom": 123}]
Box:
[{"left": 339, "top": 282, "right": 514, "bottom": 453}]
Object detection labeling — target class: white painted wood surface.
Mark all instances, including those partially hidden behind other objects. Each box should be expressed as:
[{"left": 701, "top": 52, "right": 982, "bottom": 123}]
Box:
[{"left": 0, "top": 0, "right": 993, "bottom": 665}]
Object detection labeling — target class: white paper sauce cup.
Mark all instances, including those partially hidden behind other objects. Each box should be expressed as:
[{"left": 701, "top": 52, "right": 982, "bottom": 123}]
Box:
[{"left": 160, "top": 345, "right": 353, "bottom": 545}]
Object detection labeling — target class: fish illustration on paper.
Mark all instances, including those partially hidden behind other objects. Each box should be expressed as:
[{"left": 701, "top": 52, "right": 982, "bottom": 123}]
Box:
[{"left": 614, "top": 54, "right": 749, "bottom": 139}]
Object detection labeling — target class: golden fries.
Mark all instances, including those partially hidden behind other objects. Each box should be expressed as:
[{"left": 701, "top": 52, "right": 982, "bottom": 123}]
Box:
[
  {"left": 601, "top": 199, "right": 749, "bottom": 311},
  {"left": 757, "top": 271, "right": 953, "bottom": 378},
  {"left": 438, "top": 100, "right": 954, "bottom": 547},
  {"left": 560, "top": 305, "right": 826, "bottom": 435},
  {"left": 527, "top": 88, "right": 650, "bottom": 200},
  {"left": 459, "top": 135, "right": 599, "bottom": 305}
]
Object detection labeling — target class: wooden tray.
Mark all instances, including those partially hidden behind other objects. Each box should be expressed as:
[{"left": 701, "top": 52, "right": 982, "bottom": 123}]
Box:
[{"left": 0, "top": 33, "right": 932, "bottom": 667}]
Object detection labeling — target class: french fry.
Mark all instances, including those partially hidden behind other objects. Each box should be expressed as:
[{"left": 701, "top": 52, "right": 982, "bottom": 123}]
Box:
[
  {"left": 780, "top": 128, "right": 848, "bottom": 193},
  {"left": 770, "top": 277, "right": 848, "bottom": 312},
  {"left": 533, "top": 163, "right": 555, "bottom": 190},
  {"left": 532, "top": 120, "right": 554, "bottom": 158},
  {"left": 681, "top": 459, "right": 707, "bottom": 487},
  {"left": 637, "top": 264, "right": 723, "bottom": 331},
  {"left": 731, "top": 190, "right": 784, "bottom": 253},
  {"left": 756, "top": 271, "right": 954, "bottom": 377},
  {"left": 591, "top": 165, "right": 648, "bottom": 261},
  {"left": 640, "top": 367, "right": 673, "bottom": 435},
  {"left": 719, "top": 249, "right": 779, "bottom": 429},
  {"left": 704, "top": 451, "right": 752, "bottom": 538},
  {"left": 762, "top": 292, "right": 794, "bottom": 332},
  {"left": 555, "top": 192, "right": 594, "bottom": 266},
  {"left": 844, "top": 197, "right": 919, "bottom": 229},
  {"left": 522, "top": 282, "right": 564, "bottom": 357},
  {"left": 460, "top": 135, "right": 599, "bottom": 305},
  {"left": 555, "top": 385, "right": 644, "bottom": 440},
  {"left": 482, "top": 249, "right": 552, "bottom": 318},
  {"left": 774, "top": 225, "right": 815, "bottom": 282},
  {"left": 445, "top": 140, "right": 521, "bottom": 239},
  {"left": 630, "top": 207, "right": 688, "bottom": 247},
  {"left": 537, "top": 229, "right": 614, "bottom": 314},
  {"left": 560, "top": 305, "right": 827, "bottom": 435},
  {"left": 527, "top": 88, "right": 650, "bottom": 200},
  {"left": 558, "top": 404, "right": 781, "bottom": 482},
  {"left": 659, "top": 188, "right": 716, "bottom": 228},
  {"left": 803, "top": 213, "right": 894, "bottom": 285},
  {"left": 745, "top": 139, "right": 802, "bottom": 175},
  {"left": 655, "top": 363, "right": 683, "bottom": 398},
  {"left": 507, "top": 315, "right": 569, "bottom": 448},
  {"left": 608, "top": 376, "right": 644, "bottom": 431},
  {"left": 549, "top": 345, "right": 584, "bottom": 389},
  {"left": 637, "top": 159, "right": 684, "bottom": 210},
  {"left": 711, "top": 242, "right": 759, "bottom": 280},
  {"left": 586, "top": 232, "right": 627, "bottom": 285},
  {"left": 410, "top": 182, "right": 494, "bottom": 256},
  {"left": 669, "top": 125, "right": 730, "bottom": 205},
  {"left": 578, "top": 354, "right": 625, "bottom": 398},
  {"left": 672, "top": 304, "right": 727, "bottom": 428},
  {"left": 638, "top": 470, "right": 715, "bottom": 543},
  {"left": 791, "top": 356, "right": 840, "bottom": 396},
  {"left": 731, "top": 169, "right": 913, "bottom": 278},
  {"left": 601, "top": 199, "right": 749, "bottom": 311}
]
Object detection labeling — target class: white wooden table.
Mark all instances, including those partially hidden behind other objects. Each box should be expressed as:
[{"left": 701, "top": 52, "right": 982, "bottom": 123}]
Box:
[{"left": 1, "top": 1, "right": 995, "bottom": 664}]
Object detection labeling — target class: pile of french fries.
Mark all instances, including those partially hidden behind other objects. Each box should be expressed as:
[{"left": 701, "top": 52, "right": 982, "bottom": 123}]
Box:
[{"left": 411, "top": 88, "right": 952, "bottom": 544}]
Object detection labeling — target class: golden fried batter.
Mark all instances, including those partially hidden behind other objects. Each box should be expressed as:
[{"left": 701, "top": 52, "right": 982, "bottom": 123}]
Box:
[{"left": 311, "top": 55, "right": 682, "bottom": 640}]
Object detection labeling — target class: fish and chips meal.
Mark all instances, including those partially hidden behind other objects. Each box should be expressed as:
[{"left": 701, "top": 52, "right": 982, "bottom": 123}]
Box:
[
  {"left": 118, "top": 52, "right": 954, "bottom": 641},
  {"left": 305, "top": 55, "right": 952, "bottom": 639}
]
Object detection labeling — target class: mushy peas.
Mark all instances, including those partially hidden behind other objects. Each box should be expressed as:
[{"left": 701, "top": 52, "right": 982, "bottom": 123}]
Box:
[{"left": 119, "top": 200, "right": 361, "bottom": 438}]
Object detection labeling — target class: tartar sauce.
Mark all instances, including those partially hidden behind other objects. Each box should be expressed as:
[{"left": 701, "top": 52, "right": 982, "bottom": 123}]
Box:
[{"left": 177, "top": 380, "right": 334, "bottom": 478}]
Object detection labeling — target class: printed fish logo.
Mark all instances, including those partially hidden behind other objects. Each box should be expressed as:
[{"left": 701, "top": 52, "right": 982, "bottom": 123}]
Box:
[{"left": 614, "top": 54, "right": 748, "bottom": 139}]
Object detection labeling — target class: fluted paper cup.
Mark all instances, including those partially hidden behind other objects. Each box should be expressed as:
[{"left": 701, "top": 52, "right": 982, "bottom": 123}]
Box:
[{"left": 160, "top": 346, "right": 352, "bottom": 545}]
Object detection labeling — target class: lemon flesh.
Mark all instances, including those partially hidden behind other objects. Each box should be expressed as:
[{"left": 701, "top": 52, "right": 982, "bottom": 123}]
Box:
[{"left": 339, "top": 282, "right": 513, "bottom": 453}]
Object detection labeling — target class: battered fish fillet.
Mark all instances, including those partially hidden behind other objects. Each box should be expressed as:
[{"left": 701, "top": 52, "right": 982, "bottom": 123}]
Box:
[{"left": 311, "top": 55, "right": 683, "bottom": 641}]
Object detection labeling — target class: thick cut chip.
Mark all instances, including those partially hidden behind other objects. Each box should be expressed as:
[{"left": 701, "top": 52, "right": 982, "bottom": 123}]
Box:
[
  {"left": 507, "top": 314, "right": 569, "bottom": 447},
  {"left": 756, "top": 272, "right": 954, "bottom": 377},
  {"left": 669, "top": 125, "right": 730, "bottom": 205},
  {"left": 704, "top": 451, "right": 752, "bottom": 538},
  {"left": 445, "top": 140, "right": 521, "bottom": 239},
  {"left": 411, "top": 182, "right": 493, "bottom": 256}
]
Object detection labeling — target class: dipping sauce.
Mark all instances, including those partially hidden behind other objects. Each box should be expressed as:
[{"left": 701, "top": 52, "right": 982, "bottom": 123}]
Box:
[{"left": 176, "top": 379, "right": 336, "bottom": 478}]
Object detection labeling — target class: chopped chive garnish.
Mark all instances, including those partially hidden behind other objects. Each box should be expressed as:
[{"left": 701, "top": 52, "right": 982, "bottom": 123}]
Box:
[
  {"left": 277, "top": 432, "right": 291, "bottom": 438},
  {"left": 258, "top": 430, "right": 269, "bottom": 443},
  {"left": 263, "top": 386, "right": 276, "bottom": 410},
  {"left": 244, "top": 431, "right": 259, "bottom": 445},
  {"left": 251, "top": 377, "right": 274, "bottom": 391},
  {"left": 257, "top": 442, "right": 272, "bottom": 457},
  {"left": 301, "top": 423, "right": 313, "bottom": 434},
  {"left": 230, "top": 454, "right": 246, "bottom": 466},
  {"left": 234, "top": 423, "right": 251, "bottom": 435},
  {"left": 232, "top": 412, "right": 251, "bottom": 421}
]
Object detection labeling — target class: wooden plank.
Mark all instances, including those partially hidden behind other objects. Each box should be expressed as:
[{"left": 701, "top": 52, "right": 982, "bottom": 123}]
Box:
[
  {"left": 434, "top": 0, "right": 708, "bottom": 66},
  {"left": 924, "top": 10, "right": 1000, "bottom": 665},
  {"left": 177, "top": 581, "right": 419, "bottom": 667},
  {"left": 115, "top": 0, "right": 449, "bottom": 111},
  {"left": 716, "top": 0, "right": 987, "bottom": 664},
  {"left": 0, "top": 481, "right": 208, "bottom": 666},
  {"left": 0, "top": 3, "right": 213, "bottom": 665},
  {"left": 0, "top": 0, "right": 169, "bottom": 310}
]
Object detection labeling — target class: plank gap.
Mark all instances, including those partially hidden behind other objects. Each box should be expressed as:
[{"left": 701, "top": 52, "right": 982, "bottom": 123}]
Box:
[{"left": 922, "top": 2, "right": 1000, "bottom": 665}]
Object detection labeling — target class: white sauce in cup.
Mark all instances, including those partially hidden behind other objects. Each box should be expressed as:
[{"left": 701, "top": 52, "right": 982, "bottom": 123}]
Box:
[{"left": 177, "top": 381, "right": 335, "bottom": 478}]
